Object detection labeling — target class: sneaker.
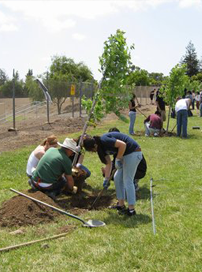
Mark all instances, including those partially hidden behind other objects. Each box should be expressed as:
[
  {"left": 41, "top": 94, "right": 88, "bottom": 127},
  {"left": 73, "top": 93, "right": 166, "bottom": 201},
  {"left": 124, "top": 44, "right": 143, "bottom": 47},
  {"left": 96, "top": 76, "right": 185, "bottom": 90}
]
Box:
[
  {"left": 126, "top": 208, "right": 136, "bottom": 216},
  {"left": 109, "top": 202, "right": 126, "bottom": 211},
  {"left": 28, "top": 179, "right": 38, "bottom": 191},
  {"left": 45, "top": 191, "right": 57, "bottom": 201},
  {"left": 119, "top": 208, "right": 136, "bottom": 216}
]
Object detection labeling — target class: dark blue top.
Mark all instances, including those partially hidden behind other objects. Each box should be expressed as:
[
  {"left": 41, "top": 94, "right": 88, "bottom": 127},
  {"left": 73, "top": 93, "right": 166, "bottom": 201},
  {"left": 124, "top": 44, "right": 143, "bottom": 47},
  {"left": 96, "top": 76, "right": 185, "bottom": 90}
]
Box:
[{"left": 100, "top": 132, "right": 140, "bottom": 156}]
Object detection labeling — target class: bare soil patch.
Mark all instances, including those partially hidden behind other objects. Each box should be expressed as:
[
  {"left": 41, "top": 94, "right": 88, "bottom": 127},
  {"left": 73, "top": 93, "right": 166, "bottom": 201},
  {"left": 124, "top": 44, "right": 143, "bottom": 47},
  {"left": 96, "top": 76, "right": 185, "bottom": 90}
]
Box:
[
  {"left": 0, "top": 188, "right": 115, "bottom": 228},
  {"left": 0, "top": 115, "right": 86, "bottom": 153}
]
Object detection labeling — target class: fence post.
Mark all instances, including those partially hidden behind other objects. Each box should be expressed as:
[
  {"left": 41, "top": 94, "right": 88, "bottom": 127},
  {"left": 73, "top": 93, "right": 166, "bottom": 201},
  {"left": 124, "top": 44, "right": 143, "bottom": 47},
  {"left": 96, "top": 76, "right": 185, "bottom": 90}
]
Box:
[
  {"left": 12, "top": 69, "right": 16, "bottom": 130},
  {"left": 79, "top": 79, "right": 83, "bottom": 117}
]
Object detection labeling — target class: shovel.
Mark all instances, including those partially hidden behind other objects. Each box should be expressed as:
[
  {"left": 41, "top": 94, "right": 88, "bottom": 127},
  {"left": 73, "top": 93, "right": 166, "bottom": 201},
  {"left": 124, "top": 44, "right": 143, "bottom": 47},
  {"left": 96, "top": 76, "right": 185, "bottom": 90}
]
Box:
[
  {"left": 10, "top": 188, "right": 105, "bottom": 228},
  {"left": 90, "top": 169, "right": 116, "bottom": 210}
]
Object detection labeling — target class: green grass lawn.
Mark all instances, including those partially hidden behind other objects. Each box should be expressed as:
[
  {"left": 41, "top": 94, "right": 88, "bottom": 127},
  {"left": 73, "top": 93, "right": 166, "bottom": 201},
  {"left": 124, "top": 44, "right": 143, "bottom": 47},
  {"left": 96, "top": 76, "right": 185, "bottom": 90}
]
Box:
[{"left": 0, "top": 111, "right": 202, "bottom": 272}]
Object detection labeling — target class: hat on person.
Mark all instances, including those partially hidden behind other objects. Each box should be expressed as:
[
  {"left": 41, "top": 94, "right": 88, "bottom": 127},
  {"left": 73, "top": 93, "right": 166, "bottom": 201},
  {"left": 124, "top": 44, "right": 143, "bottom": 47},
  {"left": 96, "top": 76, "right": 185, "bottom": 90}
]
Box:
[{"left": 57, "top": 138, "right": 79, "bottom": 154}]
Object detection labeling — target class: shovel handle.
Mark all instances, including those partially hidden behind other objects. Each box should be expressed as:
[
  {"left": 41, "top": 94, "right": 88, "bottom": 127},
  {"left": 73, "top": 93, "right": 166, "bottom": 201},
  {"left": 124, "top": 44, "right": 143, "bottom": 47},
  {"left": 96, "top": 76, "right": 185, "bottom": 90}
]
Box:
[{"left": 10, "top": 188, "right": 86, "bottom": 224}]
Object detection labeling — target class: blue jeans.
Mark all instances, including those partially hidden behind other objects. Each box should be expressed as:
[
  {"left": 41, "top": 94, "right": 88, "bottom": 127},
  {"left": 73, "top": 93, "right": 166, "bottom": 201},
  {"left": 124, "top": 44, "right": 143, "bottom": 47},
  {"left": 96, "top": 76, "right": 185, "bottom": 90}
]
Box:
[
  {"left": 144, "top": 122, "right": 161, "bottom": 136},
  {"left": 129, "top": 111, "right": 136, "bottom": 134},
  {"left": 114, "top": 151, "right": 142, "bottom": 206},
  {"left": 177, "top": 109, "right": 188, "bottom": 138}
]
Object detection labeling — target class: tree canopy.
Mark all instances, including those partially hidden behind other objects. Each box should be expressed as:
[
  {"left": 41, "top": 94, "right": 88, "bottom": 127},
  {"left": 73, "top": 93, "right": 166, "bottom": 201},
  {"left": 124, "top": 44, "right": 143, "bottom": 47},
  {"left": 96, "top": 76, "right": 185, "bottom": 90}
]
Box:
[
  {"left": 99, "top": 29, "right": 134, "bottom": 115},
  {"left": 181, "top": 41, "right": 200, "bottom": 77}
]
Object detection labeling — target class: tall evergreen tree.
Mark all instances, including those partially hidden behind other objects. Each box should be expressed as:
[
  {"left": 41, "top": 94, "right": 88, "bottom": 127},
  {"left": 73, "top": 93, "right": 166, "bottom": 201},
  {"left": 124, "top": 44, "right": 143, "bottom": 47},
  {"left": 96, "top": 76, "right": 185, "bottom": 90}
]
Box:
[{"left": 181, "top": 41, "right": 200, "bottom": 77}]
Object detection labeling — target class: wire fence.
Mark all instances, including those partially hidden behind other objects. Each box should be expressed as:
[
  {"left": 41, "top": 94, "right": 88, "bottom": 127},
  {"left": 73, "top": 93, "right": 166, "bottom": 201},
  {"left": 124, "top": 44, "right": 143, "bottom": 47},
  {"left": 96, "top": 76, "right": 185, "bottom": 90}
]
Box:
[{"left": 0, "top": 83, "right": 157, "bottom": 126}]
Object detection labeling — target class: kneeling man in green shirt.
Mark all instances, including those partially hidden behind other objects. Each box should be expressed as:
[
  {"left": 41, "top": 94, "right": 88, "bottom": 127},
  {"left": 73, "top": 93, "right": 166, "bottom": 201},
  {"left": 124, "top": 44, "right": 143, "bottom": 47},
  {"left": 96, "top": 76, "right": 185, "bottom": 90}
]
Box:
[{"left": 31, "top": 138, "right": 79, "bottom": 199}]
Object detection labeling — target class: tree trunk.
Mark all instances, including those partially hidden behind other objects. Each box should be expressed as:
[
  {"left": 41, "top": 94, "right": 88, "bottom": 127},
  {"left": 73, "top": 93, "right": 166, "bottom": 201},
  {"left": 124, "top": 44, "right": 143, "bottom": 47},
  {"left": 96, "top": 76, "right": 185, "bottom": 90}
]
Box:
[{"left": 166, "top": 105, "right": 171, "bottom": 132}]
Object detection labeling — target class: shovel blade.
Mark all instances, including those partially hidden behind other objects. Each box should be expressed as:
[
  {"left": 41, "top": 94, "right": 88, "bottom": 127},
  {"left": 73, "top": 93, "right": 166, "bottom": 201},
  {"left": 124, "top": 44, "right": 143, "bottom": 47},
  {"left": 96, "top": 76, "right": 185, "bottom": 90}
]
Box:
[{"left": 83, "top": 219, "right": 106, "bottom": 228}]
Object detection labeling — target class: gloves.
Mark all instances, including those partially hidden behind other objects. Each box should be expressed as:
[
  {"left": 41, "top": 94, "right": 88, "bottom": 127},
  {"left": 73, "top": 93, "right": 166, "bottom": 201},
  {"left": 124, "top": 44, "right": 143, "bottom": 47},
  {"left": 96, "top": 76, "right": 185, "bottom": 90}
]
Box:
[
  {"left": 115, "top": 158, "right": 123, "bottom": 169},
  {"left": 103, "top": 178, "right": 110, "bottom": 189},
  {"left": 76, "top": 146, "right": 81, "bottom": 153}
]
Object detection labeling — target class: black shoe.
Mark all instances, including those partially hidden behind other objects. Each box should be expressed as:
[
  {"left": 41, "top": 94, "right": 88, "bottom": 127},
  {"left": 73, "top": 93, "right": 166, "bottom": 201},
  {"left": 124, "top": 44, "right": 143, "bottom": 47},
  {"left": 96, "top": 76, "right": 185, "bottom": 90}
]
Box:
[
  {"left": 45, "top": 191, "right": 57, "bottom": 200},
  {"left": 109, "top": 202, "right": 126, "bottom": 210},
  {"left": 28, "top": 179, "right": 38, "bottom": 191},
  {"left": 126, "top": 208, "right": 136, "bottom": 216},
  {"left": 119, "top": 208, "right": 136, "bottom": 216}
]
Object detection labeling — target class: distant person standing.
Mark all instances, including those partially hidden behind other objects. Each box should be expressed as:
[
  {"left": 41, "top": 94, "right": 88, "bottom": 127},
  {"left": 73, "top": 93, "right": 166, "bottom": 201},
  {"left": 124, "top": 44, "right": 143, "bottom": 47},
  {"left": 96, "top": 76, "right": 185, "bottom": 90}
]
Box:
[
  {"left": 192, "top": 91, "right": 195, "bottom": 110},
  {"left": 150, "top": 89, "right": 156, "bottom": 104},
  {"left": 156, "top": 89, "right": 166, "bottom": 122},
  {"left": 128, "top": 94, "right": 140, "bottom": 136},
  {"left": 195, "top": 92, "right": 200, "bottom": 110},
  {"left": 175, "top": 97, "right": 191, "bottom": 138}
]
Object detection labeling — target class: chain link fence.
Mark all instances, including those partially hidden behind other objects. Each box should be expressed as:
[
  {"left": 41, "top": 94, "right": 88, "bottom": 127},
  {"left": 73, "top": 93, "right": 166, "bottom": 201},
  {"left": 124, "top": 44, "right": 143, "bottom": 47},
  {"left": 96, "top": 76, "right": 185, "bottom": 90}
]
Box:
[{"left": 0, "top": 82, "right": 157, "bottom": 126}]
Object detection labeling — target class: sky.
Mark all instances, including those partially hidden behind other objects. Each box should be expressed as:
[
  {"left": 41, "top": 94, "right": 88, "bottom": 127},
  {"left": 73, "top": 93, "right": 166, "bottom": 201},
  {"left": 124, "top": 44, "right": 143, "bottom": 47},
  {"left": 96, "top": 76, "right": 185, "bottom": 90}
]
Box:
[{"left": 0, "top": 0, "right": 202, "bottom": 81}]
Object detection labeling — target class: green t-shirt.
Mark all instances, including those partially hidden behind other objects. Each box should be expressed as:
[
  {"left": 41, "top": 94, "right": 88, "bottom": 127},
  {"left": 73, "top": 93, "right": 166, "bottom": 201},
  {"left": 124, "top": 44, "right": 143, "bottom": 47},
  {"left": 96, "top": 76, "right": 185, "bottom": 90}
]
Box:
[{"left": 32, "top": 147, "right": 72, "bottom": 184}]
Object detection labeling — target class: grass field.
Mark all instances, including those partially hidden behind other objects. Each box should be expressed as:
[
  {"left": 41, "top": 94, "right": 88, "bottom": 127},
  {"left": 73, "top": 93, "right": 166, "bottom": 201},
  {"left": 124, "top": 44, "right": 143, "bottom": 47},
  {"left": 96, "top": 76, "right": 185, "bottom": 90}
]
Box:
[{"left": 0, "top": 112, "right": 202, "bottom": 272}]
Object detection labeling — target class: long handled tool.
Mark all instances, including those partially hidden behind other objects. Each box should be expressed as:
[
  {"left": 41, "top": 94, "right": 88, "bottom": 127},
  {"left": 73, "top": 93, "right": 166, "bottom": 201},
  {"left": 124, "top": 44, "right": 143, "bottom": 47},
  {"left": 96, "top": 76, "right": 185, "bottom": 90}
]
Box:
[
  {"left": 72, "top": 78, "right": 103, "bottom": 167},
  {"left": 150, "top": 178, "right": 156, "bottom": 235},
  {"left": 90, "top": 169, "right": 116, "bottom": 210},
  {"left": 136, "top": 107, "right": 147, "bottom": 118},
  {"left": 10, "top": 188, "right": 105, "bottom": 228}
]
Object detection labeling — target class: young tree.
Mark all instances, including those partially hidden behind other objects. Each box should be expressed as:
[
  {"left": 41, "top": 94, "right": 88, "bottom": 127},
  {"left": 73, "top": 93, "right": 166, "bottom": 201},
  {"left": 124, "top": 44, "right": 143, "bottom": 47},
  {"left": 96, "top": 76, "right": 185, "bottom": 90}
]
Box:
[
  {"left": 99, "top": 29, "right": 134, "bottom": 116},
  {"left": 162, "top": 64, "right": 189, "bottom": 131},
  {"left": 181, "top": 41, "right": 200, "bottom": 77}
]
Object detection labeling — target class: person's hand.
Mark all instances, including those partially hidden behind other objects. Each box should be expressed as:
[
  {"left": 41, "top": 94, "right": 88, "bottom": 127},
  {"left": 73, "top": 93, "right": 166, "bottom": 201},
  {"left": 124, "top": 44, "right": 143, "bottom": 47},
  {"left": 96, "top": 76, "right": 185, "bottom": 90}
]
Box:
[
  {"left": 115, "top": 158, "right": 123, "bottom": 169},
  {"left": 103, "top": 178, "right": 110, "bottom": 189}
]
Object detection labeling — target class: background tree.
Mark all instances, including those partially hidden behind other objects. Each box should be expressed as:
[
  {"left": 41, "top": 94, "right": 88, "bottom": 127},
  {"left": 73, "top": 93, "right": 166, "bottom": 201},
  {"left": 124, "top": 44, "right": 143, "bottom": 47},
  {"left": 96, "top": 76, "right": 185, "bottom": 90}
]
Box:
[
  {"left": 47, "top": 56, "right": 94, "bottom": 114},
  {"left": 149, "top": 72, "right": 167, "bottom": 86},
  {"left": 127, "top": 67, "right": 150, "bottom": 86},
  {"left": 0, "top": 69, "right": 8, "bottom": 86},
  {"left": 25, "top": 75, "right": 44, "bottom": 101},
  {"left": 181, "top": 41, "right": 200, "bottom": 77}
]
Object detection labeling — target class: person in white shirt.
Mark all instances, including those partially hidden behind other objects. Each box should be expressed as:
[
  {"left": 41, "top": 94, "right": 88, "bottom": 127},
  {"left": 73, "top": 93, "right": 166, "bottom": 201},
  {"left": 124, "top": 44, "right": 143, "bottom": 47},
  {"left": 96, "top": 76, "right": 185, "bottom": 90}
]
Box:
[
  {"left": 26, "top": 135, "right": 58, "bottom": 178},
  {"left": 175, "top": 97, "right": 191, "bottom": 138}
]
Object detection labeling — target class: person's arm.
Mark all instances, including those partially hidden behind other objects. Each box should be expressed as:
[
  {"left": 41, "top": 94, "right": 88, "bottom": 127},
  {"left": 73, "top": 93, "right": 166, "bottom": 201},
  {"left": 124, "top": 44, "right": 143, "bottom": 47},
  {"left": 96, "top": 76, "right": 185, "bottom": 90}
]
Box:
[
  {"left": 144, "top": 116, "right": 150, "bottom": 123},
  {"left": 77, "top": 154, "right": 84, "bottom": 164},
  {"left": 186, "top": 99, "right": 191, "bottom": 109},
  {"left": 104, "top": 155, "right": 112, "bottom": 179},
  {"left": 115, "top": 140, "right": 126, "bottom": 159},
  {"left": 64, "top": 174, "right": 74, "bottom": 191}
]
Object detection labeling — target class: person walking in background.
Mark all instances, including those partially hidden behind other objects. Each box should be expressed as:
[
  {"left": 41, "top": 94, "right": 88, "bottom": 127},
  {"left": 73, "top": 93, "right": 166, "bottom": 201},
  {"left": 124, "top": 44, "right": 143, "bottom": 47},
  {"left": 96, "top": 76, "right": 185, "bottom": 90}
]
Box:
[
  {"left": 26, "top": 135, "right": 58, "bottom": 178},
  {"left": 150, "top": 89, "right": 156, "bottom": 104},
  {"left": 175, "top": 97, "right": 191, "bottom": 138},
  {"left": 83, "top": 132, "right": 142, "bottom": 216},
  {"left": 128, "top": 93, "right": 140, "bottom": 135},
  {"left": 156, "top": 89, "right": 166, "bottom": 122},
  {"left": 144, "top": 111, "right": 163, "bottom": 137}
]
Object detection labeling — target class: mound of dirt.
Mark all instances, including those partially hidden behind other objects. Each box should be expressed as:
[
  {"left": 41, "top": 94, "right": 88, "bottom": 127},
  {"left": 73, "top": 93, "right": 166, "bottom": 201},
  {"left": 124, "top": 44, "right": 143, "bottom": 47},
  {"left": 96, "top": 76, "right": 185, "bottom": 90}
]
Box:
[
  {"left": 0, "top": 188, "right": 115, "bottom": 228},
  {"left": 0, "top": 191, "right": 61, "bottom": 227}
]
